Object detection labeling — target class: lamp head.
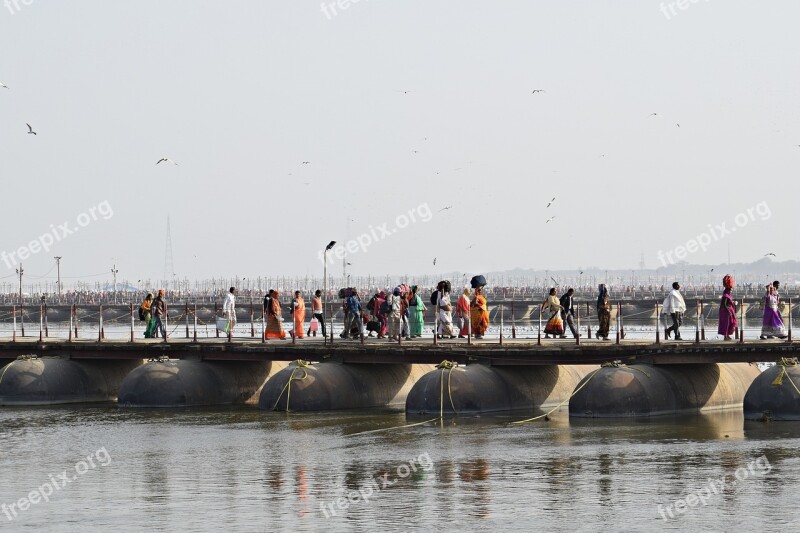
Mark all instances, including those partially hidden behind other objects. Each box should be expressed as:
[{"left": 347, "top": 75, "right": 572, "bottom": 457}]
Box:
[{"left": 325, "top": 241, "right": 336, "bottom": 251}]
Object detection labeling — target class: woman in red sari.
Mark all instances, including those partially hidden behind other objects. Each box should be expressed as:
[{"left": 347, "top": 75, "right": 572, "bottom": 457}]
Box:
[
  {"left": 718, "top": 275, "right": 737, "bottom": 341},
  {"left": 470, "top": 287, "right": 490, "bottom": 339}
]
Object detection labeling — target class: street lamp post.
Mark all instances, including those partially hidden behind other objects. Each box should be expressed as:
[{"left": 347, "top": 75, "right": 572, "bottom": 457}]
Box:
[
  {"left": 54, "top": 256, "right": 62, "bottom": 302},
  {"left": 111, "top": 264, "right": 119, "bottom": 304},
  {"left": 324, "top": 241, "right": 336, "bottom": 344}
]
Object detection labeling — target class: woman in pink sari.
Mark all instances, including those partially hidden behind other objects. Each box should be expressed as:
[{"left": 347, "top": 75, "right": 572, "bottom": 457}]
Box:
[{"left": 718, "top": 275, "right": 737, "bottom": 341}]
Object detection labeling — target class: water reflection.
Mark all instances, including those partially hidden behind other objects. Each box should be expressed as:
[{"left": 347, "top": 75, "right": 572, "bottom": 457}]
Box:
[{"left": 2, "top": 407, "right": 800, "bottom": 530}]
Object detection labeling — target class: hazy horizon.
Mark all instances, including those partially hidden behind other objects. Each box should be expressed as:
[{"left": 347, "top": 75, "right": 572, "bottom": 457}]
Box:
[{"left": 2, "top": 1, "right": 798, "bottom": 285}]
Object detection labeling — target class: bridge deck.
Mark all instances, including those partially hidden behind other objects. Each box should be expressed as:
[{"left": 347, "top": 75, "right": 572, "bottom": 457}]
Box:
[{"left": 0, "top": 336, "right": 796, "bottom": 366}]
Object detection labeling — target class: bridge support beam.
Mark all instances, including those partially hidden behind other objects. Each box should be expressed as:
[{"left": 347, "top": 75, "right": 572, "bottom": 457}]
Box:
[
  {"left": 569, "top": 363, "right": 760, "bottom": 418},
  {"left": 0, "top": 356, "right": 140, "bottom": 405},
  {"left": 743, "top": 362, "right": 800, "bottom": 421},
  {"left": 405, "top": 364, "right": 595, "bottom": 415},
  {"left": 118, "top": 359, "right": 283, "bottom": 407},
  {"left": 259, "top": 362, "right": 435, "bottom": 411}
]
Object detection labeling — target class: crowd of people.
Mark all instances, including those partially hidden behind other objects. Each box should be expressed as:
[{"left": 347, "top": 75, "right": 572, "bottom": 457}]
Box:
[{"left": 135, "top": 276, "right": 792, "bottom": 342}]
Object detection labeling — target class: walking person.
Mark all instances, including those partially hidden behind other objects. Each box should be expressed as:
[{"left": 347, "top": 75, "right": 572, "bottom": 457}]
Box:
[
  {"left": 663, "top": 282, "right": 687, "bottom": 340},
  {"left": 541, "top": 288, "right": 565, "bottom": 339},
  {"left": 152, "top": 289, "right": 167, "bottom": 339},
  {"left": 407, "top": 285, "right": 427, "bottom": 338},
  {"left": 761, "top": 284, "right": 787, "bottom": 339},
  {"left": 559, "top": 288, "right": 578, "bottom": 339},
  {"left": 292, "top": 290, "right": 306, "bottom": 339},
  {"left": 596, "top": 284, "right": 610, "bottom": 340},
  {"left": 141, "top": 292, "right": 155, "bottom": 338},
  {"left": 222, "top": 286, "right": 236, "bottom": 337},
  {"left": 374, "top": 290, "right": 388, "bottom": 339},
  {"left": 307, "top": 290, "right": 326, "bottom": 338},
  {"left": 387, "top": 287, "right": 403, "bottom": 340},
  {"left": 456, "top": 287, "right": 471, "bottom": 338},
  {"left": 718, "top": 275, "right": 737, "bottom": 341},
  {"left": 345, "top": 289, "right": 363, "bottom": 339},
  {"left": 437, "top": 282, "right": 456, "bottom": 339},
  {"left": 470, "top": 286, "right": 490, "bottom": 339},
  {"left": 265, "top": 289, "right": 287, "bottom": 339}
]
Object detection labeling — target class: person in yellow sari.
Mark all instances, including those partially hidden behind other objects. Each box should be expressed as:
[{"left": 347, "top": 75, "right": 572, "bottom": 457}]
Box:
[
  {"left": 470, "top": 286, "right": 490, "bottom": 339},
  {"left": 266, "top": 290, "right": 287, "bottom": 339},
  {"left": 292, "top": 291, "right": 305, "bottom": 339}
]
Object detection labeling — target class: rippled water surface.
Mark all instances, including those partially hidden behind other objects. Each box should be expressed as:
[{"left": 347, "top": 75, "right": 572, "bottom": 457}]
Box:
[{"left": 2, "top": 405, "right": 800, "bottom": 532}]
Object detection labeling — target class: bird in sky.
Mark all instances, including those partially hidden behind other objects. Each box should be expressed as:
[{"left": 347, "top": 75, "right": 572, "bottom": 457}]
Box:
[
  {"left": 412, "top": 150, "right": 419, "bottom": 154},
  {"left": 546, "top": 197, "right": 556, "bottom": 208},
  {"left": 26, "top": 123, "right": 36, "bottom": 135},
  {"left": 599, "top": 154, "right": 606, "bottom": 158},
  {"left": 301, "top": 161, "right": 311, "bottom": 165},
  {"left": 546, "top": 216, "right": 556, "bottom": 224},
  {"left": 531, "top": 89, "right": 546, "bottom": 94},
  {"left": 466, "top": 244, "right": 474, "bottom": 250},
  {"left": 579, "top": 271, "right": 584, "bottom": 275},
  {"left": 438, "top": 205, "right": 452, "bottom": 212},
  {"left": 676, "top": 123, "right": 681, "bottom": 128},
  {"left": 649, "top": 112, "right": 659, "bottom": 117},
  {"left": 156, "top": 157, "right": 177, "bottom": 165},
  {"left": 0, "top": 82, "right": 8, "bottom": 89},
  {"left": 433, "top": 258, "right": 437, "bottom": 266},
  {"left": 765, "top": 253, "right": 776, "bottom": 257}
]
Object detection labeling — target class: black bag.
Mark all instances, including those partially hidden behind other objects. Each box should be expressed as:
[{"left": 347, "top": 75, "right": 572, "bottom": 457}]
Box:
[
  {"left": 366, "top": 320, "right": 380, "bottom": 332},
  {"left": 138, "top": 306, "right": 145, "bottom": 321},
  {"left": 470, "top": 275, "right": 487, "bottom": 289},
  {"left": 429, "top": 289, "right": 439, "bottom": 306},
  {"left": 380, "top": 299, "right": 392, "bottom": 314}
]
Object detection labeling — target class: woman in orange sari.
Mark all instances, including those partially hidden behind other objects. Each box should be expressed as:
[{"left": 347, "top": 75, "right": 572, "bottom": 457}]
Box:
[
  {"left": 266, "top": 290, "right": 287, "bottom": 339},
  {"left": 470, "top": 286, "right": 490, "bottom": 339},
  {"left": 292, "top": 291, "right": 305, "bottom": 339}
]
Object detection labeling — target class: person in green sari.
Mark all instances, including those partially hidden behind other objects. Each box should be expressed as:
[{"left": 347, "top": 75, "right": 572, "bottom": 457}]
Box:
[
  {"left": 408, "top": 285, "right": 427, "bottom": 338},
  {"left": 141, "top": 293, "right": 155, "bottom": 338}
]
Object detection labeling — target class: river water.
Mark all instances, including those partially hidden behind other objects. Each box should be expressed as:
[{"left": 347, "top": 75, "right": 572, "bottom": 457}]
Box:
[{"left": 1, "top": 404, "right": 799, "bottom": 532}]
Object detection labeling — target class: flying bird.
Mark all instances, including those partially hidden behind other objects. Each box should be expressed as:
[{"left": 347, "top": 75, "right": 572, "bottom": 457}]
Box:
[
  {"left": 301, "top": 161, "right": 311, "bottom": 165},
  {"left": 0, "top": 82, "right": 8, "bottom": 89},
  {"left": 433, "top": 258, "right": 437, "bottom": 266},
  {"left": 156, "top": 157, "right": 177, "bottom": 165},
  {"left": 765, "top": 253, "right": 776, "bottom": 257},
  {"left": 412, "top": 150, "right": 419, "bottom": 154},
  {"left": 26, "top": 123, "right": 36, "bottom": 135},
  {"left": 546, "top": 197, "right": 556, "bottom": 208},
  {"left": 438, "top": 205, "right": 452, "bottom": 212},
  {"left": 398, "top": 90, "right": 411, "bottom": 94},
  {"left": 531, "top": 89, "right": 546, "bottom": 94},
  {"left": 649, "top": 112, "right": 659, "bottom": 117},
  {"left": 466, "top": 244, "right": 474, "bottom": 250},
  {"left": 599, "top": 154, "right": 606, "bottom": 158},
  {"left": 546, "top": 216, "right": 556, "bottom": 224},
  {"left": 676, "top": 123, "right": 680, "bottom": 128}
]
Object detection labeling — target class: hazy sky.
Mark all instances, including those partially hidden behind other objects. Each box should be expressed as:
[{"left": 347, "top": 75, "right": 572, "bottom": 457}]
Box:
[{"left": 1, "top": 0, "right": 798, "bottom": 286}]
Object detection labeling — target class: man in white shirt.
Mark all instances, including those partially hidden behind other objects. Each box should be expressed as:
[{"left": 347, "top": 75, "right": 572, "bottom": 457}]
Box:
[
  {"left": 223, "top": 287, "right": 236, "bottom": 334},
  {"left": 662, "top": 282, "right": 686, "bottom": 340}
]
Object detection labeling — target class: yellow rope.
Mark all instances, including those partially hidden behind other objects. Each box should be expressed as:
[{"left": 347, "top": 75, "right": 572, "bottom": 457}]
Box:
[
  {"left": 437, "top": 360, "right": 458, "bottom": 417},
  {"left": 511, "top": 367, "right": 603, "bottom": 424},
  {"left": 771, "top": 358, "right": 800, "bottom": 395},
  {"left": 346, "top": 360, "right": 459, "bottom": 437},
  {"left": 345, "top": 417, "right": 441, "bottom": 437},
  {"left": 271, "top": 359, "right": 311, "bottom": 411}
]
